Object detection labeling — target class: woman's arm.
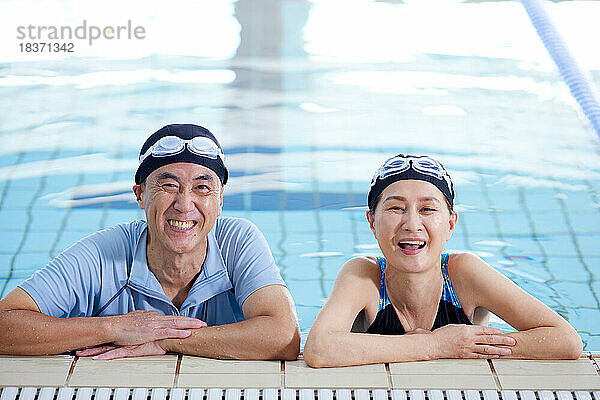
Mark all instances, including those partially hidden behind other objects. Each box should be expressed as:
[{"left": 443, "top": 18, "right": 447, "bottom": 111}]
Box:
[
  {"left": 303, "top": 257, "right": 514, "bottom": 367},
  {"left": 450, "top": 253, "right": 582, "bottom": 359}
]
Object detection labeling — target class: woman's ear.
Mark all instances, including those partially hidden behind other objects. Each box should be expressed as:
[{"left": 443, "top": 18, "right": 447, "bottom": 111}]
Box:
[
  {"left": 366, "top": 209, "right": 376, "bottom": 235},
  {"left": 446, "top": 211, "right": 458, "bottom": 241}
]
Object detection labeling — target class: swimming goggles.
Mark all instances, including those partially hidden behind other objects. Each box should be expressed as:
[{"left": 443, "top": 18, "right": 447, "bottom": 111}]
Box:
[
  {"left": 139, "top": 136, "right": 224, "bottom": 164},
  {"left": 371, "top": 155, "right": 453, "bottom": 190}
]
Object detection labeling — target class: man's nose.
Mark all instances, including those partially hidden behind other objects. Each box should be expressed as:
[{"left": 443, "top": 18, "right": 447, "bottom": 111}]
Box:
[{"left": 173, "top": 191, "right": 195, "bottom": 213}]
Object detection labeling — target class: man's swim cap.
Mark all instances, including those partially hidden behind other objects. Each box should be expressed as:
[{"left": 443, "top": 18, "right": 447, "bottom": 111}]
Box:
[
  {"left": 368, "top": 154, "right": 454, "bottom": 211},
  {"left": 135, "top": 124, "right": 228, "bottom": 185}
]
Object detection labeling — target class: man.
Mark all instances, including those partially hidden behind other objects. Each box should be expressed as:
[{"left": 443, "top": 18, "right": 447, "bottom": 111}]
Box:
[{"left": 0, "top": 124, "right": 300, "bottom": 360}]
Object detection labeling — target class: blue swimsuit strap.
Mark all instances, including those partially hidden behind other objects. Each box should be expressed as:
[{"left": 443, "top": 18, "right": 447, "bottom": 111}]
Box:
[
  {"left": 376, "top": 257, "right": 389, "bottom": 310},
  {"left": 377, "top": 253, "right": 463, "bottom": 311}
]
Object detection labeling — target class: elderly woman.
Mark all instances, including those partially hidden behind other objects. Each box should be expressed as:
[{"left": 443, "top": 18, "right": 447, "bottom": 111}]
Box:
[{"left": 304, "top": 154, "right": 582, "bottom": 367}]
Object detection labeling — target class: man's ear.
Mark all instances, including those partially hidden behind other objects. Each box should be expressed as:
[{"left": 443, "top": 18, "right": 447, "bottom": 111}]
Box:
[
  {"left": 217, "top": 185, "right": 224, "bottom": 216},
  {"left": 132, "top": 183, "right": 145, "bottom": 210}
]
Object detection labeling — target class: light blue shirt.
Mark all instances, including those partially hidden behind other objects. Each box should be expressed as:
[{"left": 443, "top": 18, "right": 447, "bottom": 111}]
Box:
[{"left": 19, "top": 217, "right": 285, "bottom": 326}]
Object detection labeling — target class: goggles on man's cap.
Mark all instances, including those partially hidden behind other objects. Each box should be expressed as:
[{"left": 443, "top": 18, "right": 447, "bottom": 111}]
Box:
[
  {"left": 138, "top": 136, "right": 224, "bottom": 164},
  {"left": 368, "top": 154, "right": 454, "bottom": 211},
  {"left": 135, "top": 124, "right": 228, "bottom": 185}
]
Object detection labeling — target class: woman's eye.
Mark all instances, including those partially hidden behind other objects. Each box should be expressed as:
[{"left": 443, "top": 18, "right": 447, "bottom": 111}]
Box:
[{"left": 422, "top": 207, "right": 436, "bottom": 212}]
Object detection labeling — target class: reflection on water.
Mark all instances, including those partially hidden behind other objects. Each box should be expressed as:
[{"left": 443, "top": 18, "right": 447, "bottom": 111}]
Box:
[{"left": 0, "top": 0, "right": 599, "bottom": 348}]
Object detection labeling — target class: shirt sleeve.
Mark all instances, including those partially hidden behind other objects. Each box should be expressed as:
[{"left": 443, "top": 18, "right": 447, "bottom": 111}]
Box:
[
  {"left": 221, "top": 218, "right": 286, "bottom": 308},
  {"left": 19, "top": 232, "right": 104, "bottom": 318}
]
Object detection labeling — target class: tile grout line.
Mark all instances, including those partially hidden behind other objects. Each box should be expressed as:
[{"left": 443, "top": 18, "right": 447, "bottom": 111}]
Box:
[
  {"left": 487, "top": 359, "right": 502, "bottom": 391},
  {"left": 173, "top": 354, "right": 183, "bottom": 388},
  {"left": 64, "top": 356, "right": 78, "bottom": 387},
  {"left": 385, "top": 363, "right": 392, "bottom": 390}
]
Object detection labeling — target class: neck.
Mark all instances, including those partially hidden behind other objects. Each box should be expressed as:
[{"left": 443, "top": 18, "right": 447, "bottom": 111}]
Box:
[
  {"left": 145, "top": 235, "right": 208, "bottom": 302},
  {"left": 384, "top": 257, "right": 443, "bottom": 331}
]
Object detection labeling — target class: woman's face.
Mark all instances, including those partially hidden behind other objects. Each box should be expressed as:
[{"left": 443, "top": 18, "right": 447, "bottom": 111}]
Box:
[{"left": 367, "top": 179, "right": 457, "bottom": 272}]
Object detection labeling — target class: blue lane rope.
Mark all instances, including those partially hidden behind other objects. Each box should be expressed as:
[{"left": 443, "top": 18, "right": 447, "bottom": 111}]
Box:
[{"left": 520, "top": 0, "right": 600, "bottom": 138}]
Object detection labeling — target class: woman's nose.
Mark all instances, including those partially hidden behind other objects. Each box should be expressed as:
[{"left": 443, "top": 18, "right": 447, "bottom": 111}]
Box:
[{"left": 402, "top": 208, "right": 422, "bottom": 231}]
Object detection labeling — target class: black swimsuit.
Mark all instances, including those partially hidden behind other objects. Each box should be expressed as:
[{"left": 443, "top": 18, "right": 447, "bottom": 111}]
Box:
[{"left": 366, "top": 253, "right": 472, "bottom": 335}]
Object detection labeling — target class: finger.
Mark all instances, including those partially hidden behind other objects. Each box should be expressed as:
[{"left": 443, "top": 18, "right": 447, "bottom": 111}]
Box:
[
  {"left": 155, "top": 328, "right": 193, "bottom": 340},
  {"left": 477, "top": 334, "right": 516, "bottom": 346},
  {"left": 76, "top": 345, "right": 118, "bottom": 357},
  {"left": 166, "top": 317, "right": 206, "bottom": 329},
  {"left": 474, "top": 344, "right": 512, "bottom": 357},
  {"left": 477, "top": 326, "right": 503, "bottom": 335},
  {"left": 93, "top": 347, "right": 131, "bottom": 360}
]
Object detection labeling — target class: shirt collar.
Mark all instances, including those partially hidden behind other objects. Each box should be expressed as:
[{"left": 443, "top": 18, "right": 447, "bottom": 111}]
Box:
[{"left": 128, "top": 221, "right": 233, "bottom": 308}]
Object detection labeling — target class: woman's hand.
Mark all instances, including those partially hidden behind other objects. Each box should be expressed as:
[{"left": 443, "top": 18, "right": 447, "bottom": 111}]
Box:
[{"left": 431, "top": 324, "right": 516, "bottom": 359}]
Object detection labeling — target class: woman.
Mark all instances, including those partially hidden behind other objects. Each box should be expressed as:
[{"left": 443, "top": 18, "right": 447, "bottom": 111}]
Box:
[{"left": 304, "top": 154, "right": 582, "bottom": 367}]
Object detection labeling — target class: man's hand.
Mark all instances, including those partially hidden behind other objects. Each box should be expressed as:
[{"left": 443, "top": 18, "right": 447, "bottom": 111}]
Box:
[
  {"left": 107, "top": 310, "right": 207, "bottom": 345},
  {"left": 76, "top": 341, "right": 167, "bottom": 360}
]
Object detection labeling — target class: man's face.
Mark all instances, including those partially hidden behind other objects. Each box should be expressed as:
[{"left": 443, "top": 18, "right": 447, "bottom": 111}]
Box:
[{"left": 133, "top": 162, "right": 223, "bottom": 256}]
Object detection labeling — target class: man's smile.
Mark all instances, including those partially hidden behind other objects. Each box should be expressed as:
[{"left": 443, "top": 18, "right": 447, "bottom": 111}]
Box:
[{"left": 167, "top": 219, "right": 198, "bottom": 231}]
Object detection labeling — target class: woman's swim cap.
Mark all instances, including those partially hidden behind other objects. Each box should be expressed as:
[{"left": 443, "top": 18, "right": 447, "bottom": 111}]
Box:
[{"left": 367, "top": 154, "right": 454, "bottom": 211}]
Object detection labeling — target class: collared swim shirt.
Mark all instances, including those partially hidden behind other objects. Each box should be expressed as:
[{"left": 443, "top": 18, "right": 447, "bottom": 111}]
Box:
[{"left": 19, "top": 217, "right": 286, "bottom": 325}]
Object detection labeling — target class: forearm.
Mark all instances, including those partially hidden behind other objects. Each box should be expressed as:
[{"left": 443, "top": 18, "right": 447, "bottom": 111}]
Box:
[
  {"left": 0, "top": 310, "right": 112, "bottom": 355},
  {"left": 304, "top": 330, "right": 435, "bottom": 368},
  {"left": 161, "top": 315, "right": 300, "bottom": 360},
  {"left": 504, "top": 326, "right": 582, "bottom": 359}
]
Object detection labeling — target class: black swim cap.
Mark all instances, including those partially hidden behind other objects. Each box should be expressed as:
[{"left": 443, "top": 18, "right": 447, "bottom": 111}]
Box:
[
  {"left": 367, "top": 154, "right": 454, "bottom": 211},
  {"left": 135, "top": 124, "right": 228, "bottom": 185}
]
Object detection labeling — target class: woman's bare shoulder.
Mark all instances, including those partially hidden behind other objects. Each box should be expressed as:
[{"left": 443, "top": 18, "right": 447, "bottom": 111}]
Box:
[{"left": 338, "top": 255, "right": 382, "bottom": 283}]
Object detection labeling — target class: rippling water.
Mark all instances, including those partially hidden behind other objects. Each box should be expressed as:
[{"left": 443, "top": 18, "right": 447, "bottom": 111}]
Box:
[{"left": 1, "top": 0, "right": 599, "bottom": 349}]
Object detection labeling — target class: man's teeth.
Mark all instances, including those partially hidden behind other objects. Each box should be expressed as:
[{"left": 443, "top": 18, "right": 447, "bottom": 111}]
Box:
[{"left": 168, "top": 220, "right": 195, "bottom": 229}]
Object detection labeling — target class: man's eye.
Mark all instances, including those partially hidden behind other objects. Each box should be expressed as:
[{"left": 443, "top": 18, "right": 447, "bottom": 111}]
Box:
[{"left": 422, "top": 207, "right": 436, "bottom": 212}]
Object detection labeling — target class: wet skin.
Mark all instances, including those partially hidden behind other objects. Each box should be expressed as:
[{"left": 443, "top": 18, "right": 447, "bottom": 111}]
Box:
[
  {"left": 367, "top": 179, "right": 457, "bottom": 274},
  {"left": 133, "top": 162, "right": 224, "bottom": 258}
]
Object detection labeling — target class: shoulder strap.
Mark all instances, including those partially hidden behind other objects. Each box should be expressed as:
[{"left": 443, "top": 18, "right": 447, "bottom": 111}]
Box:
[
  {"left": 376, "top": 257, "right": 390, "bottom": 311},
  {"left": 440, "top": 253, "right": 463, "bottom": 309}
]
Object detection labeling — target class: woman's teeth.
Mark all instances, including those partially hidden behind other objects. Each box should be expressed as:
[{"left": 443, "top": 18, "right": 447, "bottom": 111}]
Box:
[{"left": 398, "top": 240, "right": 426, "bottom": 249}]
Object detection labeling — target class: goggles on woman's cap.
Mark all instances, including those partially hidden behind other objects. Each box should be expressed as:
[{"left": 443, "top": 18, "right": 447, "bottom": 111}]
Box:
[
  {"left": 135, "top": 124, "right": 228, "bottom": 185},
  {"left": 138, "top": 136, "right": 224, "bottom": 165},
  {"left": 368, "top": 154, "right": 454, "bottom": 211}
]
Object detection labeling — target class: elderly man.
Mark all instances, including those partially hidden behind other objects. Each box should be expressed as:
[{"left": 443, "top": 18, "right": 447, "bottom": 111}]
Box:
[{"left": 0, "top": 124, "right": 300, "bottom": 360}]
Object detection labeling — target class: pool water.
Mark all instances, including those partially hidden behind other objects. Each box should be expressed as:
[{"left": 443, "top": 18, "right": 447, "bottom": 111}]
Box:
[{"left": 1, "top": 0, "right": 599, "bottom": 349}]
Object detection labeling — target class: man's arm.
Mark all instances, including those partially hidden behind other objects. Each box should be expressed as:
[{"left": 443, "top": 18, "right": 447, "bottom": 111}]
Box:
[
  {"left": 87, "top": 285, "right": 301, "bottom": 360},
  {"left": 0, "top": 287, "right": 206, "bottom": 355}
]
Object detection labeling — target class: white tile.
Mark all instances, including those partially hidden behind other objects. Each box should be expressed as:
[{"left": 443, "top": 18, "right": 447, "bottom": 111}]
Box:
[
  {"left": 285, "top": 360, "right": 386, "bottom": 374},
  {"left": 285, "top": 373, "right": 389, "bottom": 388},
  {"left": 177, "top": 374, "right": 282, "bottom": 388},
  {"left": 181, "top": 356, "right": 280, "bottom": 374},
  {"left": 498, "top": 375, "right": 600, "bottom": 390},
  {"left": 492, "top": 359, "right": 597, "bottom": 376},
  {"left": 391, "top": 374, "right": 498, "bottom": 390},
  {"left": 389, "top": 359, "right": 491, "bottom": 375},
  {"left": 0, "top": 356, "right": 73, "bottom": 374}
]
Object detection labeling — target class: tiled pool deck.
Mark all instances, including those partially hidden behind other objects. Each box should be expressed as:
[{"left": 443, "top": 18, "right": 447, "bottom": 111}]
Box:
[{"left": 1, "top": 354, "right": 599, "bottom": 390}]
